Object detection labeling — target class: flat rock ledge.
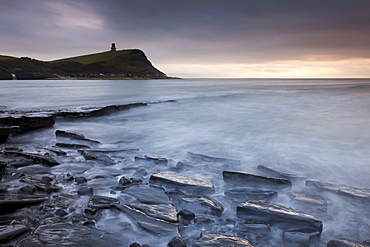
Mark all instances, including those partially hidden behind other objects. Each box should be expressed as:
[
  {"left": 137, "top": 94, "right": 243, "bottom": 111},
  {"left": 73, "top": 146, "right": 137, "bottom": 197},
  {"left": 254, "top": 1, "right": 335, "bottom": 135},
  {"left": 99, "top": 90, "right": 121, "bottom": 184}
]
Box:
[
  {"left": 237, "top": 200, "right": 323, "bottom": 233},
  {"left": 193, "top": 233, "right": 254, "bottom": 247},
  {"left": 16, "top": 223, "right": 126, "bottom": 247},
  {"left": 327, "top": 239, "right": 367, "bottom": 247},
  {"left": 149, "top": 171, "right": 215, "bottom": 194},
  {"left": 306, "top": 179, "right": 370, "bottom": 201},
  {"left": 223, "top": 171, "right": 292, "bottom": 190},
  {"left": 0, "top": 113, "right": 55, "bottom": 143}
]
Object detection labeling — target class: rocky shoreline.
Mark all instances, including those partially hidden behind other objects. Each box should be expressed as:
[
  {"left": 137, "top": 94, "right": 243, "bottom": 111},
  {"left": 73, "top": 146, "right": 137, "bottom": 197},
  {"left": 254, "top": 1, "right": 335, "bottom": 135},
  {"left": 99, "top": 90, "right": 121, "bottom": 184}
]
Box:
[{"left": 1, "top": 103, "right": 370, "bottom": 246}]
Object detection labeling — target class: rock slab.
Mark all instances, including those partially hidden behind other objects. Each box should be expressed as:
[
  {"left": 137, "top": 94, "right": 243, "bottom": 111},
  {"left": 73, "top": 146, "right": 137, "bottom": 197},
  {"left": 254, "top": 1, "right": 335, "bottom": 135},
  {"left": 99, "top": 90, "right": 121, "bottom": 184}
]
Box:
[
  {"left": 150, "top": 171, "right": 215, "bottom": 194},
  {"left": 237, "top": 200, "right": 323, "bottom": 233},
  {"left": 16, "top": 223, "right": 126, "bottom": 247},
  {"left": 223, "top": 171, "right": 292, "bottom": 190},
  {"left": 193, "top": 233, "right": 254, "bottom": 247}
]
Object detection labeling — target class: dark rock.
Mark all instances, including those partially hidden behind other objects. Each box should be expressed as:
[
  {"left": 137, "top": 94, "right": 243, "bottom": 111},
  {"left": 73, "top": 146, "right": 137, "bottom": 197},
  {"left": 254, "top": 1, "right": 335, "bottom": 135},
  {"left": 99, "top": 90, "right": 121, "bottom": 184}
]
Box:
[
  {"left": 193, "top": 233, "right": 254, "bottom": 247},
  {"left": 55, "top": 209, "right": 68, "bottom": 217},
  {"left": 20, "top": 176, "right": 59, "bottom": 193},
  {"left": 47, "top": 148, "right": 67, "bottom": 156},
  {"left": 84, "top": 208, "right": 97, "bottom": 215},
  {"left": 19, "top": 185, "right": 36, "bottom": 195},
  {"left": 126, "top": 202, "right": 178, "bottom": 223},
  {"left": 89, "top": 147, "right": 140, "bottom": 153},
  {"left": 55, "top": 103, "right": 147, "bottom": 118},
  {"left": 42, "top": 176, "right": 53, "bottom": 182},
  {"left": 129, "top": 243, "right": 142, "bottom": 247},
  {"left": 177, "top": 209, "right": 195, "bottom": 221},
  {"left": 225, "top": 188, "right": 278, "bottom": 202},
  {"left": 78, "top": 186, "right": 93, "bottom": 196},
  {"left": 257, "top": 165, "right": 305, "bottom": 180},
  {"left": 83, "top": 220, "right": 96, "bottom": 228},
  {"left": 115, "top": 204, "right": 179, "bottom": 236},
  {"left": 55, "top": 143, "right": 91, "bottom": 149},
  {"left": 75, "top": 176, "right": 87, "bottom": 184},
  {"left": 0, "top": 161, "right": 5, "bottom": 180},
  {"left": 0, "top": 194, "right": 49, "bottom": 215},
  {"left": 0, "top": 113, "right": 55, "bottom": 134},
  {"left": 177, "top": 196, "right": 223, "bottom": 217},
  {"left": 0, "top": 125, "right": 20, "bottom": 143},
  {"left": 168, "top": 236, "right": 187, "bottom": 247},
  {"left": 3, "top": 146, "right": 22, "bottom": 151},
  {"left": 88, "top": 195, "right": 120, "bottom": 209},
  {"left": 124, "top": 185, "right": 172, "bottom": 205},
  {"left": 237, "top": 200, "right": 323, "bottom": 233},
  {"left": 55, "top": 130, "right": 100, "bottom": 144},
  {"left": 327, "top": 239, "right": 366, "bottom": 247},
  {"left": 223, "top": 171, "right": 292, "bottom": 190},
  {"left": 0, "top": 224, "right": 30, "bottom": 244},
  {"left": 79, "top": 150, "right": 115, "bottom": 165},
  {"left": 150, "top": 171, "right": 215, "bottom": 194},
  {"left": 8, "top": 159, "right": 31, "bottom": 168},
  {"left": 187, "top": 152, "right": 241, "bottom": 166},
  {"left": 306, "top": 179, "right": 370, "bottom": 201},
  {"left": 4, "top": 151, "right": 59, "bottom": 166},
  {"left": 119, "top": 176, "right": 133, "bottom": 186},
  {"left": 16, "top": 223, "right": 127, "bottom": 247},
  {"left": 135, "top": 155, "right": 168, "bottom": 164}
]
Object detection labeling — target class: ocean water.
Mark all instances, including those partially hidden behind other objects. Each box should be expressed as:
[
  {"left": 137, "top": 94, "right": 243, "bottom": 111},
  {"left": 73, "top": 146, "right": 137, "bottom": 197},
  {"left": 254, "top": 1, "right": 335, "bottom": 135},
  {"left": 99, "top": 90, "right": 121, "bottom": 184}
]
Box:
[{"left": 1, "top": 78, "right": 370, "bottom": 245}]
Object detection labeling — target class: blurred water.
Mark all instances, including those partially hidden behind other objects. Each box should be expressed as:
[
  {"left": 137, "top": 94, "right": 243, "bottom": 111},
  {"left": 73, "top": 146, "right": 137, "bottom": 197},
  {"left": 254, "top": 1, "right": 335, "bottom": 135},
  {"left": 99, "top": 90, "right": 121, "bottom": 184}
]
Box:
[
  {"left": 0, "top": 79, "right": 370, "bottom": 187},
  {"left": 2, "top": 78, "right": 370, "bottom": 186},
  {"left": 2, "top": 78, "right": 370, "bottom": 244}
]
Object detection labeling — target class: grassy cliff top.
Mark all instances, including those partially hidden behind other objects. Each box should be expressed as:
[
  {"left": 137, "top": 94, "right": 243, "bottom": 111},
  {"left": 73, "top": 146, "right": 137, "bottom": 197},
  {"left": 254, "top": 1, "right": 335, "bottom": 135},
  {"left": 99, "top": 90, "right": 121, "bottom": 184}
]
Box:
[
  {"left": 50, "top": 50, "right": 133, "bottom": 65},
  {"left": 0, "top": 55, "right": 17, "bottom": 60}
]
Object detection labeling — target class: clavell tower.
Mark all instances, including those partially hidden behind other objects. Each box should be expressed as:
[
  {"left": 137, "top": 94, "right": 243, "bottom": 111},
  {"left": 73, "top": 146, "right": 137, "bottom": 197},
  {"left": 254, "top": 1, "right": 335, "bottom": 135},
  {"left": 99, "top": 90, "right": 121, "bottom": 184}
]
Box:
[{"left": 111, "top": 43, "right": 116, "bottom": 51}]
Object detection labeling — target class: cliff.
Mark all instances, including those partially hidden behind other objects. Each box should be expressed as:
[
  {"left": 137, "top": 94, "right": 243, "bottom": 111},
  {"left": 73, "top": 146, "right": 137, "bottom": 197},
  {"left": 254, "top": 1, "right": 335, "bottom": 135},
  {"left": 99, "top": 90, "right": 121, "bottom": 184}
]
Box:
[{"left": 0, "top": 49, "right": 166, "bottom": 80}]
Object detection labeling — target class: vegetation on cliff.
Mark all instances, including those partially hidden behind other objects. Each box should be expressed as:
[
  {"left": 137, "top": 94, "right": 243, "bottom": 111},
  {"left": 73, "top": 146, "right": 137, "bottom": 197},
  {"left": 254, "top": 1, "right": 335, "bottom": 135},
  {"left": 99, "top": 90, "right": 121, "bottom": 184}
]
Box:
[{"left": 0, "top": 49, "right": 166, "bottom": 80}]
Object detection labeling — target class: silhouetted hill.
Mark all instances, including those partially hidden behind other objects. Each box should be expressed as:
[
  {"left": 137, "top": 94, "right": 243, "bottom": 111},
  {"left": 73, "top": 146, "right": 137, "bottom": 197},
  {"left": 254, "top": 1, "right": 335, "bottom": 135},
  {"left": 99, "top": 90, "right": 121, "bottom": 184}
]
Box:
[{"left": 0, "top": 49, "right": 167, "bottom": 80}]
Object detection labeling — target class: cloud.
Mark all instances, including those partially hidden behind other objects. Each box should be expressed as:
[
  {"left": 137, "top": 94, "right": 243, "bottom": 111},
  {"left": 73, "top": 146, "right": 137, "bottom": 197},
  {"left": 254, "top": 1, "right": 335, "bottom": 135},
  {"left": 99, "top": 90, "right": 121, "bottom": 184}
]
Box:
[
  {"left": 46, "top": 1, "right": 104, "bottom": 30},
  {"left": 1, "top": 0, "right": 370, "bottom": 77}
]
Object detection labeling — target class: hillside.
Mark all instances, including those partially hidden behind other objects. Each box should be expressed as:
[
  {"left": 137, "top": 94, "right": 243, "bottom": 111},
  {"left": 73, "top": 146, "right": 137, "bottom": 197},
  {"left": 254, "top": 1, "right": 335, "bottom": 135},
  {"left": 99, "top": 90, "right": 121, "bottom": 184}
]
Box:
[{"left": 0, "top": 49, "right": 167, "bottom": 80}]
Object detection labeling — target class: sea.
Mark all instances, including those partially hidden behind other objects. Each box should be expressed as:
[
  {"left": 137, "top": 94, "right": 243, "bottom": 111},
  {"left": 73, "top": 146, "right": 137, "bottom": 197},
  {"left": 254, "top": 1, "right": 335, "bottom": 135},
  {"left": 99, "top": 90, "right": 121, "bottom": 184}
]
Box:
[{"left": 1, "top": 78, "right": 370, "bottom": 245}]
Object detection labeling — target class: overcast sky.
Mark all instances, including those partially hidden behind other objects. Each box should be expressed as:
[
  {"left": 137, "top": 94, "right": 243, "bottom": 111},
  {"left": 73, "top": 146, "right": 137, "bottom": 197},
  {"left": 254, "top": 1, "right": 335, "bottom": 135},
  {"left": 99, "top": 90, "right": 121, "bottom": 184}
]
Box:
[{"left": 1, "top": 0, "right": 370, "bottom": 78}]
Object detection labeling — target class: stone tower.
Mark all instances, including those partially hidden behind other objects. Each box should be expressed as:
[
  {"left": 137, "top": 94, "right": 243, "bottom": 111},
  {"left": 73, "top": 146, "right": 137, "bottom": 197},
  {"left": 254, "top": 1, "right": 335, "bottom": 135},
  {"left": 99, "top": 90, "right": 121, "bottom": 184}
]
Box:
[{"left": 111, "top": 43, "right": 116, "bottom": 51}]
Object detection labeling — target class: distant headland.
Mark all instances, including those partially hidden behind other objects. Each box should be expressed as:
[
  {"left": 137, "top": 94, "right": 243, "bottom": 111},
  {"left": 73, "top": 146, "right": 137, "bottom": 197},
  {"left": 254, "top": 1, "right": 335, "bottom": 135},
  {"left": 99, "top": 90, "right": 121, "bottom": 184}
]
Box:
[{"left": 0, "top": 43, "right": 178, "bottom": 80}]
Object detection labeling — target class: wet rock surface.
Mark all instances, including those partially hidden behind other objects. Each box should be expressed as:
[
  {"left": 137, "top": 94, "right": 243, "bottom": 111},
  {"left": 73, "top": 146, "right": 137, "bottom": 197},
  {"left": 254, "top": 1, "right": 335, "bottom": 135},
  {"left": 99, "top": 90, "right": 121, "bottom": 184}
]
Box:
[
  {"left": 327, "top": 239, "right": 367, "bottom": 247},
  {"left": 306, "top": 179, "right": 370, "bottom": 201},
  {"left": 193, "top": 233, "right": 254, "bottom": 247},
  {"left": 150, "top": 171, "right": 215, "bottom": 194},
  {"left": 17, "top": 223, "right": 127, "bottom": 247},
  {"left": 237, "top": 200, "right": 323, "bottom": 233},
  {"left": 0, "top": 113, "right": 55, "bottom": 143},
  {"left": 223, "top": 170, "right": 292, "bottom": 190},
  {"left": 0, "top": 224, "right": 30, "bottom": 244},
  {"left": 0, "top": 104, "right": 369, "bottom": 246}
]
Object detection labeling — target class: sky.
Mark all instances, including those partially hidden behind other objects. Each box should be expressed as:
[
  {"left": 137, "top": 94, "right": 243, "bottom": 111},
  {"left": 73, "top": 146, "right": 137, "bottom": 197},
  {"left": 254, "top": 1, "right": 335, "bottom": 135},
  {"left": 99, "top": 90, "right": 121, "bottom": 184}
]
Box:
[{"left": 1, "top": 0, "right": 370, "bottom": 78}]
